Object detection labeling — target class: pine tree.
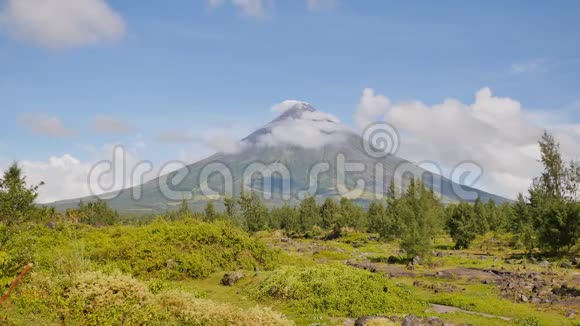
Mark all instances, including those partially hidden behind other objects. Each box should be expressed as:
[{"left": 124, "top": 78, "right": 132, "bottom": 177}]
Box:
[
  {"left": 528, "top": 131, "right": 580, "bottom": 252},
  {"left": 473, "top": 198, "right": 489, "bottom": 234},
  {"left": 298, "top": 196, "right": 321, "bottom": 231},
  {"left": 512, "top": 193, "right": 535, "bottom": 251},
  {"left": 339, "top": 197, "right": 367, "bottom": 231},
  {"left": 239, "top": 192, "right": 269, "bottom": 232},
  {"left": 320, "top": 198, "right": 339, "bottom": 229},
  {"left": 0, "top": 163, "right": 43, "bottom": 226},
  {"left": 446, "top": 202, "right": 477, "bottom": 249},
  {"left": 398, "top": 178, "right": 443, "bottom": 258},
  {"left": 273, "top": 204, "right": 299, "bottom": 232},
  {"left": 367, "top": 200, "right": 385, "bottom": 233}
]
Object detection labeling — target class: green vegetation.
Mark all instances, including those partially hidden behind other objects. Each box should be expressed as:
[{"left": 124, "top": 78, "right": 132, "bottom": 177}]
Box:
[{"left": 252, "top": 264, "right": 425, "bottom": 317}]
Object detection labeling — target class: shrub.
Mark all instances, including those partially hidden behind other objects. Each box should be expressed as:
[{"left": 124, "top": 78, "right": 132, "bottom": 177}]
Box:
[
  {"left": 3, "top": 271, "right": 292, "bottom": 326},
  {"left": 157, "top": 290, "right": 292, "bottom": 326},
  {"left": 0, "top": 219, "right": 279, "bottom": 281},
  {"left": 252, "top": 264, "right": 425, "bottom": 317}
]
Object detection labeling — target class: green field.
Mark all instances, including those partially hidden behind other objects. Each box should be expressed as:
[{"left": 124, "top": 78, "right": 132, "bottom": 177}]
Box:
[{"left": 1, "top": 218, "right": 578, "bottom": 326}]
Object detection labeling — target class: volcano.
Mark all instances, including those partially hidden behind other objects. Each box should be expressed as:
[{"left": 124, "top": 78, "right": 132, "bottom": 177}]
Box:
[{"left": 52, "top": 102, "right": 508, "bottom": 212}]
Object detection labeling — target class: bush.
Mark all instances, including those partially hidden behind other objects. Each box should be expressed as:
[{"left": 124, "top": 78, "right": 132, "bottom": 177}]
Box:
[
  {"left": 252, "top": 264, "right": 425, "bottom": 317},
  {"left": 0, "top": 219, "right": 279, "bottom": 281},
  {"left": 157, "top": 290, "right": 292, "bottom": 326},
  {"left": 2, "top": 271, "right": 292, "bottom": 326}
]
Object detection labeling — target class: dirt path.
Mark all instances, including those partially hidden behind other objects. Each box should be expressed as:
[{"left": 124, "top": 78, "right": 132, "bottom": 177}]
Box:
[{"left": 427, "top": 304, "right": 512, "bottom": 321}]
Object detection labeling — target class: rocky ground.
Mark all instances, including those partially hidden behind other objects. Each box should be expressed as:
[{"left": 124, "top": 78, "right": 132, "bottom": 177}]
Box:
[{"left": 265, "top": 232, "right": 580, "bottom": 325}]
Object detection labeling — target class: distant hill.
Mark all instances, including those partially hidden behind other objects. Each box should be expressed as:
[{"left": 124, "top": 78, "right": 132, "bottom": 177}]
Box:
[{"left": 51, "top": 102, "right": 508, "bottom": 213}]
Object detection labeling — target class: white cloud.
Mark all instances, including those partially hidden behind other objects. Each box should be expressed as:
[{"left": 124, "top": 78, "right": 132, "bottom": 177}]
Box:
[
  {"left": 209, "top": 0, "right": 267, "bottom": 18},
  {"left": 355, "top": 88, "right": 391, "bottom": 129},
  {"left": 207, "top": 130, "right": 246, "bottom": 154},
  {"left": 258, "top": 104, "right": 347, "bottom": 148},
  {"left": 0, "top": 0, "right": 126, "bottom": 49},
  {"left": 354, "top": 87, "right": 580, "bottom": 199},
  {"left": 19, "top": 113, "right": 74, "bottom": 137},
  {"left": 93, "top": 115, "right": 134, "bottom": 134},
  {"left": 306, "top": 0, "right": 337, "bottom": 11},
  {"left": 271, "top": 100, "right": 309, "bottom": 112},
  {"left": 2, "top": 142, "right": 156, "bottom": 203}
]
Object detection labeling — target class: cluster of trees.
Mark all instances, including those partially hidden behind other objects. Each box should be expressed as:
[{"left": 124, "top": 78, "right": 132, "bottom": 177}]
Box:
[
  {"left": 64, "top": 200, "right": 120, "bottom": 226},
  {"left": 445, "top": 132, "right": 579, "bottom": 254}
]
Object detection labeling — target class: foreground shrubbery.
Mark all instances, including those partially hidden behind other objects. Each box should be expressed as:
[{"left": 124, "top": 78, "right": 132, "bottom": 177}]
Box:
[
  {"left": 0, "top": 219, "right": 278, "bottom": 286},
  {"left": 1, "top": 271, "right": 292, "bottom": 326},
  {"left": 252, "top": 264, "right": 425, "bottom": 317}
]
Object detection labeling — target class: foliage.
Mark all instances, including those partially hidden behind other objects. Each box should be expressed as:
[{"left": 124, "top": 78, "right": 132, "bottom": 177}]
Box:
[
  {"left": 396, "top": 178, "right": 443, "bottom": 258},
  {"left": 239, "top": 192, "right": 269, "bottom": 232},
  {"left": 446, "top": 202, "right": 477, "bottom": 249},
  {"left": 252, "top": 264, "right": 425, "bottom": 317},
  {"left": 65, "top": 200, "right": 120, "bottom": 226},
  {"left": 320, "top": 198, "right": 339, "bottom": 229},
  {"left": 527, "top": 131, "right": 580, "bottom": 252},
  {"left": 298, "top": 196, "right": 320, "bottom": 231},
  {"left": 2, "top": 271, "right": 292, "bottom": 326},
  {"left": 0, "top": 163, "right": 43, "bottom": 226},
  {"left": 0, "top": 219, "right": 277, "bottom": 283}
]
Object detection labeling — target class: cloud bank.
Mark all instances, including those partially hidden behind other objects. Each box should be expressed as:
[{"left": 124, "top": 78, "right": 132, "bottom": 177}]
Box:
[
  {"left": 0, "top": 0, "right": 126, "bottom": 49},
  {"left": 355, "top": 87, "right": 580, "bottom": 199}
]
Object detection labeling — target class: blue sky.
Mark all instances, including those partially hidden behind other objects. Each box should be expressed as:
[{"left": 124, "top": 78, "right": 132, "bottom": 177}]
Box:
[{"left": 0, "top": 0, "right": 579, "bottom": 201}]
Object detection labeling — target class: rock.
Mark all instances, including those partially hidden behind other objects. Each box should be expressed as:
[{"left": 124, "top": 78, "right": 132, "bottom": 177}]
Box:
[
  {"left": 530, "top": 296, "right": 541, "bottom": 304},
  {"left": 353, "top": 316, "right": 393, "bottom": 326},
  {"left": 412, "top": 256, "right": 421, "bottom": 265},
  {"left": 44, "top": 221, "right": 57, "bottom": 229},
  {"left": 565, "top": 310, "right": 576, "bottom": 318},
  {"left": 423, "top": 317, "right": 445, "bottom": 326},
  {"left": 573, "top": 257, "right": 580, "bottom": 265},
  {"left": 221, "top": 271, "right": 244, "bottom": 286},
  {"left": 254, "top": 266, "right": 260, "bottom": 272},
  {"left": 520, "top": 294, "right": 528, "bottom": 302},
  {"left": 402, "top": 314, "right": 422, "bottom": 326}
]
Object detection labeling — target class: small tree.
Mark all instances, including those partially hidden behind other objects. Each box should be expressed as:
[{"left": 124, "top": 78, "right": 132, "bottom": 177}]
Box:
[
  {"left": 239, "top": 192, "right": 269, "bottom": 232},
  {"left": 0, "top": 163, "right": 43, "bottom": 226},
  {"left": 298, "top": 196, "right": 320, "bottom": 231},
  {"left": 446, "top": 202, "right": 477, "bottom": 249},
  {"left": 473, "top": 198, "right": 489, "bottom": 235},
  {"left": 339, "top": 197, "right": 367, "bottom": 231},
  {"left": 223, "top": 197, "right": 237, "bottom": 219},
  {"left": 398, "top": 178, "right": 443, "bottom": 258},
  {"left": 528, "top": 131, "right": 580, "bottom": 252},
  {"left": 511, "top": 193, "right": 535, "bottom": 251},
  {"left": 320, "top": 198, "right": 339, "bottom": 229},
  {"left": 0, "top": 163, "right": 43, "bottom": 249},
  {"left": 366, "top": 200, "right": 385, "bottom": 233},
  {"left": 272, "top": 204, "right": 299, "bottom": 232}
]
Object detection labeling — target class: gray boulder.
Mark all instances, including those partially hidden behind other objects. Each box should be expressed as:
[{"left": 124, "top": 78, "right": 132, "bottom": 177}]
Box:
[{"left": 221, "top": 271, "right": 244, "bottom": 286}]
